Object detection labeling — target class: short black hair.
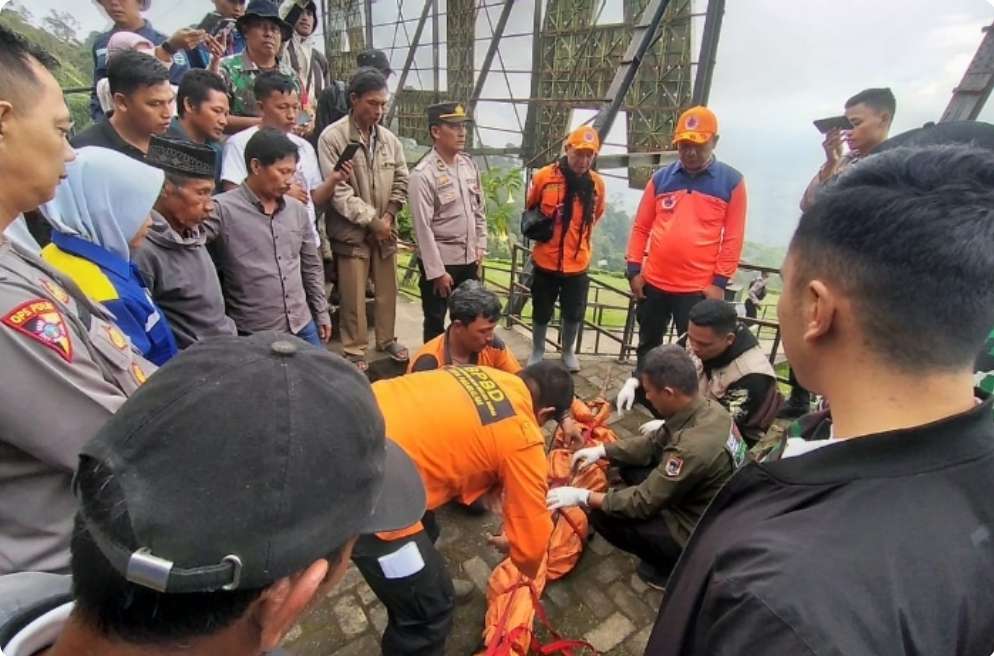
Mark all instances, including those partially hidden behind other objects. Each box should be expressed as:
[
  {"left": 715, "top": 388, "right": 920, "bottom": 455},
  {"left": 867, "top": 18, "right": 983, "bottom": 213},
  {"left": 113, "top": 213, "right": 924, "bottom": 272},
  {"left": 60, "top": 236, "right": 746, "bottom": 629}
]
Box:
[
  {"left": 348, "top": 67, "right": 388, "bottom": 101},
  {"left": 845, "top": 87, "right": 896, "bottom": 118},
  {"left": 449, "top": 281, "right": 501, "bottom": 325},
  {"left": 519, "top": 361, "right": 574, "bottom": 420},
  {"left": 640, "top": 345, "right": 699, "bottom": 396},
  {"left": 244, "top": 127, "right": 300, "bottom": 171},
  {"left": 0, "top": 25, "right": 58, "bottom": 106},
  {"left": 790, "top": 145, "right": 994, "bottom": 372},
  {"left": 108, "top": 50, "right": 170, "bottom": 97},
  {"left": 689, "top": 299, "right": 738, "bottom": 336},
  {"left": 71, "top": 457, "right": 346, "bottom": 644},
  {"left": 254, "top": 71, "right": 297, "bottom": 102},
  {"left": 177, "top": 69, "right": 228, "bottom": 118}
]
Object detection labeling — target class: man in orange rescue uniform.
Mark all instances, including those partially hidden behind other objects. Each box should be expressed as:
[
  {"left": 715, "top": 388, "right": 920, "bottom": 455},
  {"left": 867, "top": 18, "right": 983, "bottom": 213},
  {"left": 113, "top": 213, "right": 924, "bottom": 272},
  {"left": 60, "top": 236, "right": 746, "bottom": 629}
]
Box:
[
  {"left": 617, "top": 106, "right": 747, "bottom": 414},
  {"left": 361, "top": 361, "right": 574, "bottom": 655},
  {"left": 525, "top": 125, "right": 606, "bottom": 372}
]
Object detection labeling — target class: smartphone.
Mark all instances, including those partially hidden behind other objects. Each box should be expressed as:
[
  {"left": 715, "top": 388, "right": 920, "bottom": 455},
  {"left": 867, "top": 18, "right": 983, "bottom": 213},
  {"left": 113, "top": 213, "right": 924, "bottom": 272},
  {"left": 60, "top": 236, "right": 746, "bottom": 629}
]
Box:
[
  {"left": 335, "top": 142, "right": 361, "bottom": 171},
  {"left": 296, "top": 110, "right": 311, "bottom": 126},
  {"left": 813, "top": 115, "right": 854, "bottom": 134},
  {"left": 215, "top": 19, "right": 236, "bottom": 40}
]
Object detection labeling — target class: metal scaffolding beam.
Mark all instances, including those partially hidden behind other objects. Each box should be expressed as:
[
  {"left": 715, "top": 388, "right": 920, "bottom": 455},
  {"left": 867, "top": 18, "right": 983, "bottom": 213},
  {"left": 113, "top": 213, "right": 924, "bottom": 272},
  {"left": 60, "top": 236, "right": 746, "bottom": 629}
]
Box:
[
  {"left": 942, "top": 22, "right": 994, "bottom": 122},
  {"left": 386, "top": 0, "right": 434, "bottom": 125},
  {"left": 592, "top": 0, "right": 675, "bottom": 140},
  {"left": 468, "top": 0, "right": 516, "bottom": 113},
  {"left": 692, "top": 0, "right": 725, "bottom": 106}
]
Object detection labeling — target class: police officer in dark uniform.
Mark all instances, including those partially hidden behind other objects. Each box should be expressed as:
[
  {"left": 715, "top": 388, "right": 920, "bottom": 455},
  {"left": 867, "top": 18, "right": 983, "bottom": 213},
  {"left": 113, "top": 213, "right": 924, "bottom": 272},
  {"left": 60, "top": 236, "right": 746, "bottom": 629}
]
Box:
[{"left": 0, "top": 27, "right": 154, "bottom": 575}]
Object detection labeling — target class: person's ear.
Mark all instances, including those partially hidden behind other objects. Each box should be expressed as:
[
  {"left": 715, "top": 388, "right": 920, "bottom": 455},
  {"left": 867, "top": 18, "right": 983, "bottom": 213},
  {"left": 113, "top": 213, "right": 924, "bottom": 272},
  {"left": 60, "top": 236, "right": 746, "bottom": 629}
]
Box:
[
  {"left": 802, "top": 279, "right": 836, "bottom": 344},
  {"left": 0, "top": 101, "right": 13, "bottom": 140},
  {"left": 249, "top": 158, "right": 261, "bottom": 177},
  {"left": 113, "top": 92, "right": 128, "bottom": 115},
  {"left": 257, "top": 559, "right": 330, "bottom": 650},
  {"left": 536, "top": 405, "right": 556, "bottom": 425}
]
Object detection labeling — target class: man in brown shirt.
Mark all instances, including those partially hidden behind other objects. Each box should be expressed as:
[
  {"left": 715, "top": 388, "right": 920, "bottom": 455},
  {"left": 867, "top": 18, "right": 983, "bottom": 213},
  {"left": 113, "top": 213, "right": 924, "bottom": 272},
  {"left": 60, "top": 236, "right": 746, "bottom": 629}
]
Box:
[{"left": 205, "top": 128, "right": 331, "bottom": 345}]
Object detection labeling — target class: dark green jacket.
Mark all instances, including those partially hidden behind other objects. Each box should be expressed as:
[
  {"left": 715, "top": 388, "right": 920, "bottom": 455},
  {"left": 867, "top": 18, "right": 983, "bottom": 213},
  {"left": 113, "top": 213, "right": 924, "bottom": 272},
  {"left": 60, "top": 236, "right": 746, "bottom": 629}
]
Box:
[{"left": 602, "top": 398, "right": 745, "bottom": 545}]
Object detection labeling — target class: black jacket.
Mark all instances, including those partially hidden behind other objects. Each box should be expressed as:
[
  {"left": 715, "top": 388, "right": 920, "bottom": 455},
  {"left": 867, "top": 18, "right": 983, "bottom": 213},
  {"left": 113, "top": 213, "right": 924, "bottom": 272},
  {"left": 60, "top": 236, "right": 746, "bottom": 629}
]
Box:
[
  {"left": 645, "top": 400, "right": 994, "bottom": 655},
  {"left": 701, "top": 324, "right": 779, "bottom": 444}
]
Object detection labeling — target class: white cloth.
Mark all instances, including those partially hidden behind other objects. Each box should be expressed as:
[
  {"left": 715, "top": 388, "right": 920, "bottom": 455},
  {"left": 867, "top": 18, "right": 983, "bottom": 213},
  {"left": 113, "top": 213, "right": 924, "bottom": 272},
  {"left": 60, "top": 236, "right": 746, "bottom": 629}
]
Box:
[
  {"left": 3, "top": 601, "right": 72, "bottom": 656},
  {"left": 781, "top": 436, "right": 838, "bottom": 459},
  {"left": 40, "top": 147, "right": 164, "bottom": 261},
  {"left": 221, "top": 126, "right": 322, "bottom": 247},
  {"left": 3, "top": 216, "right": 40, "bottom": 253}
]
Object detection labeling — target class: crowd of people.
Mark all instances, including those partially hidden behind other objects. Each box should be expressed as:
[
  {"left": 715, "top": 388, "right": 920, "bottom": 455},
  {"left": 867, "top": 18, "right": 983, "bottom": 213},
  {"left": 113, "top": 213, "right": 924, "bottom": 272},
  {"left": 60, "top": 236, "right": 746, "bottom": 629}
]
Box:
[{"left": 0, "top": 1, "right": 993, "bottom": 655}]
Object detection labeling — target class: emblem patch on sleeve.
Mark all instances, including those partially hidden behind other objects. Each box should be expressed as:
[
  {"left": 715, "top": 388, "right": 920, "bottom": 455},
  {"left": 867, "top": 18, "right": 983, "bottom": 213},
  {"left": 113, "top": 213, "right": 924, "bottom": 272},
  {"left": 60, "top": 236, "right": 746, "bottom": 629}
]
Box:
[
  {"left": 2, "top": 299, "right": 73, "bottom": 362},
  {"left": 664, "top": 455, "right": 684, "bottom": 478}
]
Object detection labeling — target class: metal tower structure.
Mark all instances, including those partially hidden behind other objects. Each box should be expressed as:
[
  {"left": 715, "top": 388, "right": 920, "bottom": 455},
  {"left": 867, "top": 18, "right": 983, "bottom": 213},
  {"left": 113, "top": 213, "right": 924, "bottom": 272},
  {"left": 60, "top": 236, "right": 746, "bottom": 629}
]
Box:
[{"left": 319, "top": 0, "right": 725, "bottom": 189}]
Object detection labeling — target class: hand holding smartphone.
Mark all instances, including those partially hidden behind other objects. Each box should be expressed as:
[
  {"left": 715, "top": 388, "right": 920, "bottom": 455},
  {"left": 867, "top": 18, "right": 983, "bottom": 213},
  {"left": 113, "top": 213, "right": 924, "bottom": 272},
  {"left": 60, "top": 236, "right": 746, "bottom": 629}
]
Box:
[{"left": 335, "top": 142, "right": 361, "bottom": 171}]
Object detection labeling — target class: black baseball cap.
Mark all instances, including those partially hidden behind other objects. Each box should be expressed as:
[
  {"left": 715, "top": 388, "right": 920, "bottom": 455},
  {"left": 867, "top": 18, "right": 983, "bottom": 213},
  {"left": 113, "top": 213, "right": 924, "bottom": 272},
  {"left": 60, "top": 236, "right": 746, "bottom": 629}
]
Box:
[
  {"left": 75, "top": 333, "right": 425, "bottom": 594},
  {"left": 357, "top": 49, "right": 392, "bottom": 76}
]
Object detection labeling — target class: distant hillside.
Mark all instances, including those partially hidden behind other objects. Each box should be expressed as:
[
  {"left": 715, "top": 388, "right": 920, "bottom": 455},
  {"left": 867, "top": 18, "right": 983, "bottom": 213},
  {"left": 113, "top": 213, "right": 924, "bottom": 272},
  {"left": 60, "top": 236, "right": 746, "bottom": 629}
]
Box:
[{"left": 1, "top": 4, "right": 94, "bottom": 130}]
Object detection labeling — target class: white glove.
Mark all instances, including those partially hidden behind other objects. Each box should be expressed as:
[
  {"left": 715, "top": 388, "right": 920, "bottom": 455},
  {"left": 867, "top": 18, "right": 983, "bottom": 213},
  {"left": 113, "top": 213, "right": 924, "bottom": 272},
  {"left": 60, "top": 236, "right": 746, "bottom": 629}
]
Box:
[
  {"left": 639, "top": 419, "right": 665, "bottom": 436},
  {"left": 616, "top": 377, "right": 639, "bottom": 414},
  {"left": 546, "top": 486, "right": 590, "bottom": 510},
  {"left": 570, "top": 444, "right": 606, "bottom": 471}
]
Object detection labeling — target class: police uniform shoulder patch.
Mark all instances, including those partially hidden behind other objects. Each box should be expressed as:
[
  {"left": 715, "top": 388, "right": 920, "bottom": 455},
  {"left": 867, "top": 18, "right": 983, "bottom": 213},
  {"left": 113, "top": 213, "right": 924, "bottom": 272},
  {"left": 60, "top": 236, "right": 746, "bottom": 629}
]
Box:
[
  {"left": 131, "top": 362, "right": 148, "bottom": 385},
  {"left": 39, "top": 278, "right": 70, "bottom": 305},
  {"left": 664, "top": 455, "right": 684, "bottom": 478},
  {"left": 2, "top": 298, "right": 73, "bottom": 362}
]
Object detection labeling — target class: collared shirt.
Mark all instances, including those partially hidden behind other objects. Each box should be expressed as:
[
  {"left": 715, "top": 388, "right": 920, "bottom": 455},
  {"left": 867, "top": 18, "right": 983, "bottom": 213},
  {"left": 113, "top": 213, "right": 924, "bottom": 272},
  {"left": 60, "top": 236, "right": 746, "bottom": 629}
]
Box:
[
  {"left": 221, "top": 126, "right": 322, "bottom": 247},
  {"left": 89, "top": 20, "right": 190, "bottom": 121},
  {"left": 166, "top": 119, "right": 224, "bottom": 191},
  {"left": 41, "top": 232, "right": 178, "bottom": 366},
  {"left": 408, "top": 148, "right": 487, "bottom": 280},
  {"left": 132, "top": 211, "right": 236, "bottom": 349},
  {"left": 799, "top": 153, "right": 859, "bottom": 212},
  {"left": 602, "top": 397, "right": 744, "bottom": 544},
  {"left": 645, "top": 399, "right": 994, "bottom": 655},
  {"left": 627, "top": 158, "right": 747, "bottom": 293},
  {"left": 204, "top": 183, "right": 329, "bottom": 334},
  {"left": 219, "top": 52, "right": 301, "bottom": 117},
  {"left": 408, "top": 328, "right": 521, "bottom": 373},
  {"left": 0, "top": 239, "right": 152, "bottom": 575},
  {"left": 70, "top": 120, "right": 146, "bottom": 162}
]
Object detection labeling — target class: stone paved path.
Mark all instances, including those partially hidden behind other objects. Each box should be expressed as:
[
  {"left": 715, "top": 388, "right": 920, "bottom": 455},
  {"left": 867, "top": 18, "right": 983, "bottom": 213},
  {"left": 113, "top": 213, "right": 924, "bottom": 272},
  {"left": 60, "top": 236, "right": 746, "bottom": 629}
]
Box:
[{"left": 285, "top": 298, "right": 675, "bottom": 655}]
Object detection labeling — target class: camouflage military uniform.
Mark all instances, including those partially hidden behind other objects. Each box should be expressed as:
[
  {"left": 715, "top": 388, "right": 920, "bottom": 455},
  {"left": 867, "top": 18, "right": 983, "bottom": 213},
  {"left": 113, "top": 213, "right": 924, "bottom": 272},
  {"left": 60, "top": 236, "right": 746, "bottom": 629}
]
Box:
[{"left": 219, "top": 52, "right": 300, "bottom": 117}]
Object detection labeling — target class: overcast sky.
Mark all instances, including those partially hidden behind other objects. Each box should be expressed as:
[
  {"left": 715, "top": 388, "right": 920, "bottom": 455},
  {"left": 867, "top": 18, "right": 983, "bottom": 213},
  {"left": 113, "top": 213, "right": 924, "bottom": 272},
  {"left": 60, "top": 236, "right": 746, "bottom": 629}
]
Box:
[{"left": 13, "top": 0, "right": 994, "bottom": 245}]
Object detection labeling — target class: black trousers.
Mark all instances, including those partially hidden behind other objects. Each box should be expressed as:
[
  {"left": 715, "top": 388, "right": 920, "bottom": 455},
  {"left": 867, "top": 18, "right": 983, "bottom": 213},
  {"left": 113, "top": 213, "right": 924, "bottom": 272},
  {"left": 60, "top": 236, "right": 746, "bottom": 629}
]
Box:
[
  {"left": 418, "top": 259, "right": 479, "bottom": 342},
  {"left": 588, "top": 465, "right": 684, "bottom": 577},
  {"left": 635, "top": 284, "right": 705, "bottom": 370},
  {"left": 530, "top": 267, "right": 589, "bottom": 324},
  {"left": 352, "top": 512, "right": 455, "bottom": 656},
  {"left": 744, "top": 299, "right": 758, "bottom": 319}
]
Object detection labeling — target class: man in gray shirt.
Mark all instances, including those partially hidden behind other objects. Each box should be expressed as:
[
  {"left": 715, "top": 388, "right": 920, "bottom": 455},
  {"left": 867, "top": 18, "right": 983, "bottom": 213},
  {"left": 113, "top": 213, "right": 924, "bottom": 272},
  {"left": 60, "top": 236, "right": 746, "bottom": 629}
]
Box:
[
  {"left": 206, "top": 128, "right": 331, "bottom": 345},
  {"left": 134, "top": 135, "right": 237, "bottom": 349}
]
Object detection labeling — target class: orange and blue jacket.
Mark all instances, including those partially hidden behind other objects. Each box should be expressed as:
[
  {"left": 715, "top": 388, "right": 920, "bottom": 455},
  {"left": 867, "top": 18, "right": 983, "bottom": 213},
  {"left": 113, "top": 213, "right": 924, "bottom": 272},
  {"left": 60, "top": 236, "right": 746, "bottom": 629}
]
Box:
[
  {"left": 526, "top": 162, "right": 606, "bottom": 275},
  {"left": 626, "top": 159, "right": 747, "bottom": 293},
  {"left": 408, "top": 329, "right": 522, "bottom": 374},
  {"left": 372, "top": 366, "right": 552, "bottom": 579}
]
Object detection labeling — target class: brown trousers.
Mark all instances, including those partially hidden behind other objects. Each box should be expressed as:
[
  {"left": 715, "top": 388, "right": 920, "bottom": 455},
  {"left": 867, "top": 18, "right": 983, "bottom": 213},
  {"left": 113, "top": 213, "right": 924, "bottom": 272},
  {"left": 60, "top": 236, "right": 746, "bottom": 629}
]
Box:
[{"left": 337, "top": 245, "right": 398, "bottom": 357}]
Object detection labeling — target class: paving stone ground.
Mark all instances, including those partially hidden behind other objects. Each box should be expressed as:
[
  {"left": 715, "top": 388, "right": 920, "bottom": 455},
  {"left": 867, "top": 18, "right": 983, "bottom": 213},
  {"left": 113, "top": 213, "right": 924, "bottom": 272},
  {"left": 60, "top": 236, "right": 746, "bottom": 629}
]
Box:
[{"left": 285, "top": 298, "right": 681, "bottom": 655}]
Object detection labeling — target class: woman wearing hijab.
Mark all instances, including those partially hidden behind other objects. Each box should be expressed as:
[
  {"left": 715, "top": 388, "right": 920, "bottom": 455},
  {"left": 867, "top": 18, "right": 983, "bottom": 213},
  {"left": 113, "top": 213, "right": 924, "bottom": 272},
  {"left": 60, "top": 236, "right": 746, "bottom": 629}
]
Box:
[{"left": 40, "top": 147, "right": 178, "bottom": 365}]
